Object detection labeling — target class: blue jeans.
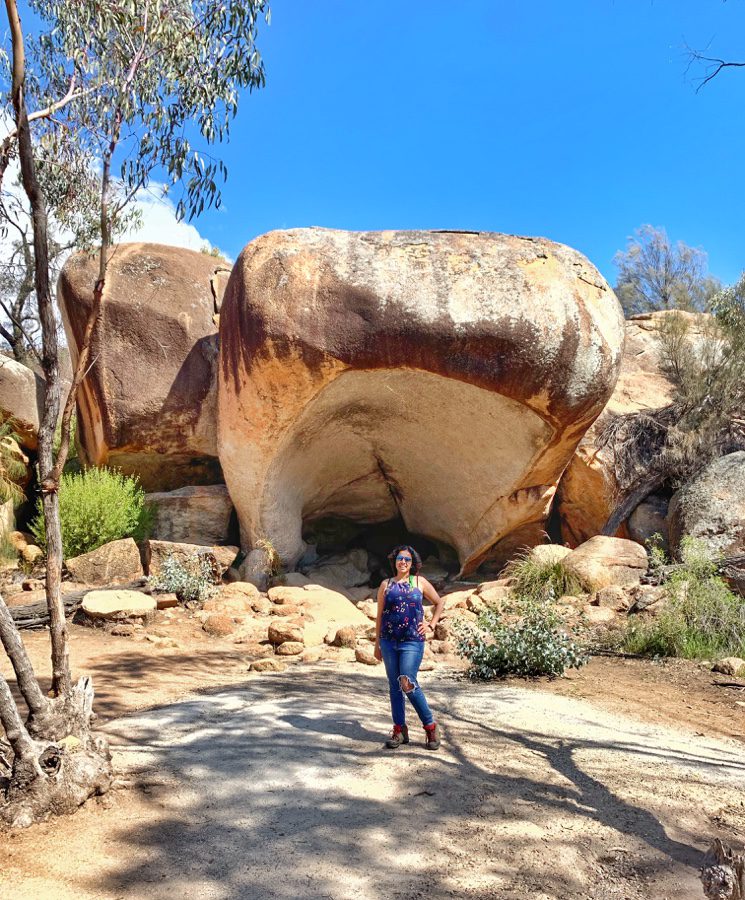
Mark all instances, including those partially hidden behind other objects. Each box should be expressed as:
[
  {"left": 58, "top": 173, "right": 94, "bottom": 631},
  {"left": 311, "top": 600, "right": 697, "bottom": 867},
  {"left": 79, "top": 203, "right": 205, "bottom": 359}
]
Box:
[{"left": 379, "top": 638, "right": 434, "bottom": 727}]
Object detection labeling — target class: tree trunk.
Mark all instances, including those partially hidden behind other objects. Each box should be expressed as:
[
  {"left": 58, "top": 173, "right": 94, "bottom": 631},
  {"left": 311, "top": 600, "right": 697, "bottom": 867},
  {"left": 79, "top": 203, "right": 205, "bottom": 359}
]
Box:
[
  {"left": 5, "top": 0, "right": 70, "bottom": 698},
  {"left": 601, "top": 473, "right": 666, "bottom": 537},
  {"left": 1, "top": 0, "right": 112, "bottom": 827}
]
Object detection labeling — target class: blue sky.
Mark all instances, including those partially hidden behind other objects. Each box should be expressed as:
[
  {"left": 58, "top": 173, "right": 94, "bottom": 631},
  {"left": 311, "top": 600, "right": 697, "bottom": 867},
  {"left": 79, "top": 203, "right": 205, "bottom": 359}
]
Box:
[{"left": 194, "top": 1, "right": 744, "bottom": 287}]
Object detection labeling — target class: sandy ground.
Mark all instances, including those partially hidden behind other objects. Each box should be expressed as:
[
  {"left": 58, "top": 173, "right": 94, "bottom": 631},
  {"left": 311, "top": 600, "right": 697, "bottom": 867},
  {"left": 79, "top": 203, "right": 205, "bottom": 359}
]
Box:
[{"left": 2, "top": 617, "right": 745, "bottom": 898}]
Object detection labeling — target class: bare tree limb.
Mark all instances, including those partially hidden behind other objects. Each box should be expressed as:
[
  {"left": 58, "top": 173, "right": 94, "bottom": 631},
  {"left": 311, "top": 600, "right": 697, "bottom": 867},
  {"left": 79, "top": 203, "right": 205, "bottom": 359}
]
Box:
[{"left": 0, "top": 595, "right": 47, "bottom": 717}]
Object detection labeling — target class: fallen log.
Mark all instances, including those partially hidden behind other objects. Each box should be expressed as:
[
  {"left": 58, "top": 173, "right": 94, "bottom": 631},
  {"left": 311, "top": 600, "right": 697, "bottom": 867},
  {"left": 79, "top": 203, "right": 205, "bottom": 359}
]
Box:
[{"left": 7, "top": 591, "right": 86, "bottom": 630}]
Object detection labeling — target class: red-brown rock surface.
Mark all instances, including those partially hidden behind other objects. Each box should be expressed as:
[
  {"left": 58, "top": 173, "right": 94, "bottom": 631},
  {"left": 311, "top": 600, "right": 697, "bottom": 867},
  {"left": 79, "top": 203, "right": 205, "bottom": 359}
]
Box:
[
  {"left": 555, "top": 311, "right": 708, "bottom": 546},
  {"left": 58, "top": 243, "right": 230, "bottom": 490},
  {"left": 218, "top": 228, "right": 625, "bottom": 575}
]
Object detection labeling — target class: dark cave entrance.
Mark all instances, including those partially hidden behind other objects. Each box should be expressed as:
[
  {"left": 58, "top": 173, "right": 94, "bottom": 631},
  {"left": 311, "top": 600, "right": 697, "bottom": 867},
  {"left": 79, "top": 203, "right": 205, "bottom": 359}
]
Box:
[{"left": 300, "top": 515, "right": 459, "bottom": 587}]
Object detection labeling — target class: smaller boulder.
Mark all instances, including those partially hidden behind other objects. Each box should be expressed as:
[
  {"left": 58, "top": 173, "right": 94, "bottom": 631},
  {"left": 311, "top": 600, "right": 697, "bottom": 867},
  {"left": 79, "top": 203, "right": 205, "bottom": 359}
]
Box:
[
  {"left": 268, "top": 621, "right": 304, "bottom": 645},
  {"left": 21, "top": 544, "right": 43, "bottom": 565},
  {"left": 267, "top": 586, "right": 303, "bottom": 605},
  {"left": 82, "top": 589, "right": 156, "bottom": 621},
  {"left": 563, "top": 536, "right": 648, "bottom": 591},
  {"left": 593, "top": 585, "right": 631, "bottom": 612},
  {"left": 250, "top": 658, "right": 286, "bottom": 673},
  {"left": 276, "top": 641, "right": 304, "bottom": 656},
  {"left": 333, "top": 625, "right": 357, "bottom": 648},
  {"left": 441, "top": 589, "right": 475, "bottom": 610},
  {"left": 66, "top": 538, "right": 144, "bottom": 586},
  {"left": 155, "top": 593, "right": 179, "bottom": 610},
  {"left": 355, "top": 647, "right": 380, "bottom": 666},
  {"left": 434, "top": 621, "right": 452, "bottom": 641},
  {"left": 627, "top": 583, "right": 667, "bottom": 616},
  {"left": 269, "top": 604, "right": 301, "bottom": 617},
  {"left": 203, "top": 613, "right": 238, "bottom": 637},
  {"left": 712, "top": 657, "right": 745, "bottom": 677}
]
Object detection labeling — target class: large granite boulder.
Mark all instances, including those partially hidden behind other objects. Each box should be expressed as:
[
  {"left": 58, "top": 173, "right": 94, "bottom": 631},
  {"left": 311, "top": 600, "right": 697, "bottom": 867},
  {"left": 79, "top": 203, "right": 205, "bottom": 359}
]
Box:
[
  {"left": 146, "top": 484, "right": 234, "bottom": 545},
  {"left": 0, "top": 357, "right": 43, "bottom": 450},
  {"left": 218, "top": 228, "right": 624, "bottom": 575},
  {"left": 555, "top": 311, "right": 708, "bottom": 546},
  {"left": 58, "top": 243, "right": 231, "bottom": 491},
  {"left": 669, "top": 452, "right": 745, "bottom": 594}
]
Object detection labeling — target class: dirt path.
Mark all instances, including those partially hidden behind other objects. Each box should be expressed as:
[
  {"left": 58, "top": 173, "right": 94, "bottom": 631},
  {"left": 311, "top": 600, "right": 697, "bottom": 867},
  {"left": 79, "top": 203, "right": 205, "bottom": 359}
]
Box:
[{"left": 3, "top": 663, "right": 745, "bottom": 899}]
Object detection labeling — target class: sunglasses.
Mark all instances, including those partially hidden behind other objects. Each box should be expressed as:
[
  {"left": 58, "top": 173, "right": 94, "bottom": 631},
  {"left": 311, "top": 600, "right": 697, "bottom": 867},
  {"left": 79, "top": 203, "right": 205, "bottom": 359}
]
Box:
[{"left": 396, "top": 554, "right": 412, "bottom": 562}]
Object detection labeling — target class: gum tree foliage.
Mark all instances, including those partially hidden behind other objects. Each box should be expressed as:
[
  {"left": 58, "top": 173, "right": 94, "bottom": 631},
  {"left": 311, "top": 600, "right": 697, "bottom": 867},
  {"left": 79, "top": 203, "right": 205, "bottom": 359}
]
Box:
[
  {"left": 613, "top": 224, "right": 720, "bottom": 316},
  {"left": 0, "top": 0, "right": 269, "bottom": 826},
  {"left": 0, "top": 139, "right": 137, "bottom": 363}
]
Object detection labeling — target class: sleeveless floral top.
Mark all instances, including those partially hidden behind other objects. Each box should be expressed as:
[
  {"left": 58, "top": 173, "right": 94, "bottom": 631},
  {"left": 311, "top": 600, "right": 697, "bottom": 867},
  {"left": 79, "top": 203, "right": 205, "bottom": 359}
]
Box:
[{"left": 380, "top": 576, "right": 424, "bottom": 642}]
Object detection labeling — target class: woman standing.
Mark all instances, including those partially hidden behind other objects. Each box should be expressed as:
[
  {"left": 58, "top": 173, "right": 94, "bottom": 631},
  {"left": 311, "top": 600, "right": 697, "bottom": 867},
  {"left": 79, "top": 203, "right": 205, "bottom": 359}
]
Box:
[{"left": 374, "top": 545, "right": 445, "bottom": 750}]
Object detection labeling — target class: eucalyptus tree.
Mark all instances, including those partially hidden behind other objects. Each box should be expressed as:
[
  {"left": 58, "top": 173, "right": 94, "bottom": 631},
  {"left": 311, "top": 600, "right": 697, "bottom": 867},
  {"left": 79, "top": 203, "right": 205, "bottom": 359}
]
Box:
[
  {"left": 613, "top": 225, "right": 720, "bottom": 316},
  {"left": 0, "top": 0, "right": 269, "bottom": 825}
]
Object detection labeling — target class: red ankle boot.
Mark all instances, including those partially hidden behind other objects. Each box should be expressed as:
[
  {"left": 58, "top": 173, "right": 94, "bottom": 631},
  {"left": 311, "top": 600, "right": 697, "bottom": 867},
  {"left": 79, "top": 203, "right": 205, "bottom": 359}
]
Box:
[
  {"left": 385, "top": 724, "right": 409, "bottom": 749},
  {"left": 424, "top": 722, "right": 440, "bottom": 750}
]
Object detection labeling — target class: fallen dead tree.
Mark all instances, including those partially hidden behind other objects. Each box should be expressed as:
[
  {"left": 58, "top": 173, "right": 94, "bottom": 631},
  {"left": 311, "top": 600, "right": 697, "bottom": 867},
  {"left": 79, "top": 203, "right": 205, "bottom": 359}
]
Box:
[{"left": 8, "top": 591, "right": 85, "bottom": 630}]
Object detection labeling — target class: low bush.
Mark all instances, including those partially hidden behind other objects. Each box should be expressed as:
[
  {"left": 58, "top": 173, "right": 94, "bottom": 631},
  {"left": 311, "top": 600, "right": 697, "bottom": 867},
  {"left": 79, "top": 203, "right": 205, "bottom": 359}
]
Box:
[
  {"left": 454, "top": 594, "right": 587, "bottom": 679},
  {"left": 505, "top": 551, "right": 581, "bottom": 602},
  {"left": 30, "top": 467, "right": 152, "bottom": 559},
  {"left": 622, "top": 538, "right": 745, "bottom": 659},
  {"left": 148, "top": 552, "right": 217, "bottom": 604}
]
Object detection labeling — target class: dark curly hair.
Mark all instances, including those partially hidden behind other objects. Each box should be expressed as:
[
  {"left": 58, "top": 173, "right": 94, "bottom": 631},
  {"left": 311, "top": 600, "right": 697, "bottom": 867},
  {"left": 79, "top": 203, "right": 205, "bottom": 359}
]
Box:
[{"left": 387, "top": 544, "right": 422, "bottom": 575}]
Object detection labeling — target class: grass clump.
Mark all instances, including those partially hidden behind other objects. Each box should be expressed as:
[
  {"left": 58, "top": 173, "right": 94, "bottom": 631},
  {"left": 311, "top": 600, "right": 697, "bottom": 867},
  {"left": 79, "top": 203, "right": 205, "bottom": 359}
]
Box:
[
  {"left": 30, "top": 466, "right": 152, "bottom": 559},
  {"left": 622, "top": 537, "right": 745, "bottom": 659},
  {"left": 148, "top": 552, "right": 217, "bottom": 605},
  {"left": 504, "top": 549, "right": 582, "bottom": 600}
]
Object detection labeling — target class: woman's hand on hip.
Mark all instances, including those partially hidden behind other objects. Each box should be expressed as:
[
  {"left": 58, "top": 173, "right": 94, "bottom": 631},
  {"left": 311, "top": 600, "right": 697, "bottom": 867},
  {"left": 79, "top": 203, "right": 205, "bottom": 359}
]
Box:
[{"left": 418, "top": 621, "right": 432, "bottom": 638}]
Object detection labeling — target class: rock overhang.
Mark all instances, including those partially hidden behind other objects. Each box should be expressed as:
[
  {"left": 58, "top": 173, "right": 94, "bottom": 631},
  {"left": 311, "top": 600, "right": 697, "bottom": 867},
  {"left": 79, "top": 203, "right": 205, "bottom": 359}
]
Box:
[{"left": 217, "top": 228, "right": 625, "bottom": 574}]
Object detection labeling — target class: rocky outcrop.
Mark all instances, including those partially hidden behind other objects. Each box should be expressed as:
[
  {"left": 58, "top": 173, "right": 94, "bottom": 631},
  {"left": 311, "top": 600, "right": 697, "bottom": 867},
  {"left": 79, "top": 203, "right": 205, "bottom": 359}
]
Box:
[
  {"left": 146, "top": 484, "right": 234, "bottom": 545},
  {"left": 0, "top": 357, "right": 43, "bottom": 449},
  {"left": 218, "top": 228, "right": 624, "bottom": 575},
  {"left": 669, "top": 452, "right": 745, "bottom": 594},
  {"left": 58, "top": 243, "right": 231, "bottom": 491},
  {"left": 555, "top": 311, "right": 708, "bottom": 546}
]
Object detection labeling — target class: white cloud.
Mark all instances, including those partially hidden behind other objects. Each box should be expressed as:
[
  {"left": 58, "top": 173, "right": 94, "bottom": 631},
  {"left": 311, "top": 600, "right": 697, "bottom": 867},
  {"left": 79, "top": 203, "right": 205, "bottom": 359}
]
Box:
[{"left": 121, "top": 183, "right": 214, "bottom": 253}]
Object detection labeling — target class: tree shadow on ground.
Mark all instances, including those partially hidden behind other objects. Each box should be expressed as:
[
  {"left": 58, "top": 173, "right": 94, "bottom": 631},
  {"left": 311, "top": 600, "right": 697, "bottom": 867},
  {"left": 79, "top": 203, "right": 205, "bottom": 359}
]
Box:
[{"left": 67, "top": 667, "right": 743, "bottom": 900}]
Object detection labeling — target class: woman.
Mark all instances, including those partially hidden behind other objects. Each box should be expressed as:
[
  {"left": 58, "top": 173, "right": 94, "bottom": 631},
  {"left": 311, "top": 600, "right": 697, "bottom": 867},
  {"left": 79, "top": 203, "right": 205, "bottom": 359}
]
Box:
[{"left": 374, "top": 544, "right": 445, "bottom": 750}]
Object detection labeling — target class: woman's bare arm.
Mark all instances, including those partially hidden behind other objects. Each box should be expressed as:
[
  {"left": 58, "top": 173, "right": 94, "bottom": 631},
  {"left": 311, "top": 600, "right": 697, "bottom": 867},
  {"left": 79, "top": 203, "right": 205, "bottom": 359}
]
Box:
[
  {"left": 374, "top": 579, "right": 387, "bottom": 660},
  {"left": 418, "top": 576, "right": 444, "bottom": 636}
]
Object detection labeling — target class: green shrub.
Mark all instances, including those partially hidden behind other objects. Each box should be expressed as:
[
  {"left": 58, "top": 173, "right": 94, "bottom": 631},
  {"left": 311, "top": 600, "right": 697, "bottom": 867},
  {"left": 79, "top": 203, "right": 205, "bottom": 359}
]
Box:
[
  {"left": 454, "top": 595, "right": 588, "bottom": 679},
  {"left": 622, "top": 537, "right": 745, "bottom": 659},
  {"left": 505, "top": 550, "right": 581, "bottom": 601},
  {"left": 30, "top": 467, "right": 152, "bottom": 559},
  {"left": 148, "top": 552, "right": 217, "bottom": 604}
]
